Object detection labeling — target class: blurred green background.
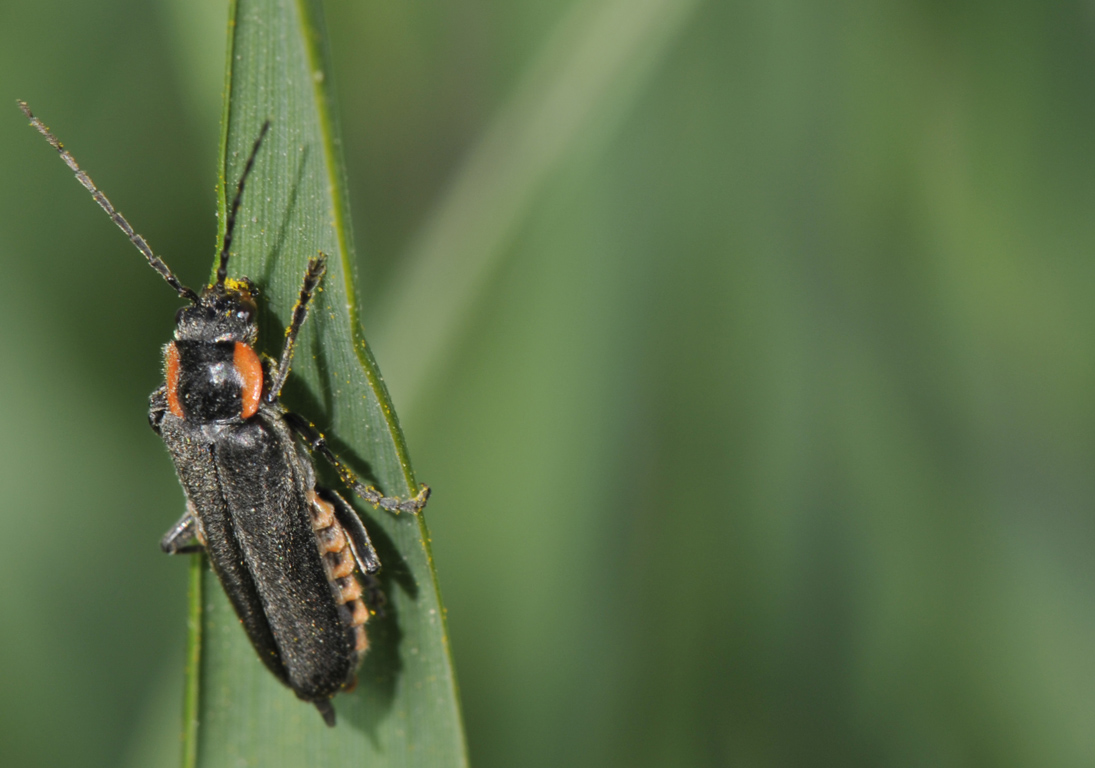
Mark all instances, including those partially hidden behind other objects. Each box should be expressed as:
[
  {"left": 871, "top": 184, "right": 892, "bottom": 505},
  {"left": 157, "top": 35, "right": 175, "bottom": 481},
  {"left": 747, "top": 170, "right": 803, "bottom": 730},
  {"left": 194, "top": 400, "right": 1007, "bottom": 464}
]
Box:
[{"left": 3, "top": 0, "right": 1095, "bottom": 765}]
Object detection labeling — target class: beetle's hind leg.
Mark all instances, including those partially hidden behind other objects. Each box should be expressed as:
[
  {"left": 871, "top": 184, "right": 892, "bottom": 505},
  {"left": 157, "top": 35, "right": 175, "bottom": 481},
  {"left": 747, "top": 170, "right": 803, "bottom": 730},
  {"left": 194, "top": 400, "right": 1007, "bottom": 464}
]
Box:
[
  {"left": 318, "top": 487, "right": 381, "bottom": 573},
  {"left": 160, "top": 503, "right": 205, "bottom": 554},
  {"left": 283, "top": 411, "right": 430, "bottom": 515}
]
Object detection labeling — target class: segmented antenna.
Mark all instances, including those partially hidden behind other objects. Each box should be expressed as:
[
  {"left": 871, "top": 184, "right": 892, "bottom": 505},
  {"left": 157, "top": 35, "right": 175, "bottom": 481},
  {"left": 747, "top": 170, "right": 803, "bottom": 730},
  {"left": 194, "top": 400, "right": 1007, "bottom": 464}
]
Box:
[
  {"left": 17, "top": 101, "right": 199, "bottom": 303},
  {"left": 217, "top": 120, "right": 271, "bottom": 289}
]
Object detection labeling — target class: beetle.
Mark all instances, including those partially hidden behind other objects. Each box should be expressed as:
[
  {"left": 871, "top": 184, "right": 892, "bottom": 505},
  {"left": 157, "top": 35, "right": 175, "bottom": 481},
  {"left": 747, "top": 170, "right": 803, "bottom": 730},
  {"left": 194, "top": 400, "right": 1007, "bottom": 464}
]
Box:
[{"left": 19, "top": 102, "right": 429, "bottom": 726}]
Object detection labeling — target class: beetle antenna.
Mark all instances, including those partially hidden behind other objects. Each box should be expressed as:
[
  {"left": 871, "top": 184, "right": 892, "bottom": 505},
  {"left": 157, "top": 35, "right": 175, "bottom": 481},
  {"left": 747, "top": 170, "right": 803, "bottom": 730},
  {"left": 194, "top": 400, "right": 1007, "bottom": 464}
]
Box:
[
  {"left": 18, "top": 101, "right": 200, "bottom": 303},
  {"left": 217, "top": 120, "right": 270, "bottom": 289}
]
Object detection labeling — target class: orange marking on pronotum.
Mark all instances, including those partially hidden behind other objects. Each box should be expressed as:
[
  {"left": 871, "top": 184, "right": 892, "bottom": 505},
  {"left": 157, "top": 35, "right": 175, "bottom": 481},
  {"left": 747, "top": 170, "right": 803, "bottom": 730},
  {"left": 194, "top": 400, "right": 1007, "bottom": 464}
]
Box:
[
  {"left": 234, "top": 342, "right": 263, "bottom": 418},
  {"left": 165, "top": 343, "right": 184, "bottom": 419}
]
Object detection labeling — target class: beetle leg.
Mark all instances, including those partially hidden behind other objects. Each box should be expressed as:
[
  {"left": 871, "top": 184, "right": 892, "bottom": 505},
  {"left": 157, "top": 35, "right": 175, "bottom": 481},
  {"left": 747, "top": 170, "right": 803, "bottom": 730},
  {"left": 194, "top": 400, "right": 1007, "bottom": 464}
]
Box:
[
  {"left": 149, "top": 385, "right": 169, "bottom": 434},
  {"left": 318, "top": 487, "right": 381, "bottom": 573},
  {"left": 160, "top": 503, "right": 205, "bottom": 554},
  {"left": 283, "top": 411, "right": 430, "bottom": 515},
  {"left": 266, "top": 255, "right": 327, "bottom": 403}
]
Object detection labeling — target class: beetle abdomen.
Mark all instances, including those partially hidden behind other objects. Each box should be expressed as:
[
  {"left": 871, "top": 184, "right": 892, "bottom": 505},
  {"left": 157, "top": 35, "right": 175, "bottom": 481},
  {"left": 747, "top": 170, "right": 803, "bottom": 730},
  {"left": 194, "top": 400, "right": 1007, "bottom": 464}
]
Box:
[{"left": 309, "top": 490, "right": 370, "bottom": 662}]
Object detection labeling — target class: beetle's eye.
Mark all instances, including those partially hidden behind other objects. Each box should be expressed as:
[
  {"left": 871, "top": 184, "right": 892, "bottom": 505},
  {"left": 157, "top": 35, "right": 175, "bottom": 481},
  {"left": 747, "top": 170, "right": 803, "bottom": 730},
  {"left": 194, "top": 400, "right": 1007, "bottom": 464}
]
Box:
[{"left": 175, "top": 307, "right": 187, "bottom": 326}]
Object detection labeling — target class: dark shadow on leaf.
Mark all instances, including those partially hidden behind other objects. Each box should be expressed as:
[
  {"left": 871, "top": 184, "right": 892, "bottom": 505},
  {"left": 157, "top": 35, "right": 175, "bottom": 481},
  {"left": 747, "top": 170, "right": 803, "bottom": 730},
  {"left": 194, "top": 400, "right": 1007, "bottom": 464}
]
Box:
[
  {"left": 332, "top": 485, "right": 419, "bottom": 739},
  {"left": 308, "top": 294, "right": 337, "bottom": 420},
  {"left": 357, "top": 506, "right": 418, "bottom": 600},
  {"left": 258, "top": 143, "right": 310, "bottom": 295}
]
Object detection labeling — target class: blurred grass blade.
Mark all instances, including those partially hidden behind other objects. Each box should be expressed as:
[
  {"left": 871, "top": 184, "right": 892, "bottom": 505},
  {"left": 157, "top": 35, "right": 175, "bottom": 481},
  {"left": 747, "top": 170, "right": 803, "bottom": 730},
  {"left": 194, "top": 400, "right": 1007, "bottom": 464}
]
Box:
[
  {"left": 369, "top": 0, "right": 701, "bottom": 412},
  {"left": 183, "top": 0, "right": 467, "bottom": 765}
]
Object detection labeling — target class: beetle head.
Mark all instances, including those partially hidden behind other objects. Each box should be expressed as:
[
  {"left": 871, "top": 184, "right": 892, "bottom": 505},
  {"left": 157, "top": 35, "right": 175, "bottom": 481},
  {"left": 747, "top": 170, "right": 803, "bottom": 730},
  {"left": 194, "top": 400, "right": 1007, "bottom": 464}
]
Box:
[{"left": 174, "top": 278, "right": 259, "bottom": 345}]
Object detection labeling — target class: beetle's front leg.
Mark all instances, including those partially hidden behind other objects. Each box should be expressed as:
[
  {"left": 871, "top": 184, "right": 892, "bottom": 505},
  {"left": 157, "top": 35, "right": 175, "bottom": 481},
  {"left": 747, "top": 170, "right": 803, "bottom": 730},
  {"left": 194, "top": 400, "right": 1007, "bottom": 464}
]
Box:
[
  {"left": 266, "top": 256, "right": 326, "bottom": 403},
  {"left": 149, "top": 385, "right": 169, "bottom": 434}
]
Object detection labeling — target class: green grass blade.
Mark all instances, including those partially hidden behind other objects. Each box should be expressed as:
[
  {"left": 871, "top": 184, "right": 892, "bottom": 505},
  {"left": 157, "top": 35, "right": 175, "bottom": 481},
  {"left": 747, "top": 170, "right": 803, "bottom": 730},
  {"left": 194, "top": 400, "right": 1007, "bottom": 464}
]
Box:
[
  {"left": 369, "top": 0, "right": 701, "bottom": 411},
  {"left": 182, "top": 555, "right": 203, "bottom": 768},
  {"left": 183, "top": 0, "right": 468, "bottom": 764}
]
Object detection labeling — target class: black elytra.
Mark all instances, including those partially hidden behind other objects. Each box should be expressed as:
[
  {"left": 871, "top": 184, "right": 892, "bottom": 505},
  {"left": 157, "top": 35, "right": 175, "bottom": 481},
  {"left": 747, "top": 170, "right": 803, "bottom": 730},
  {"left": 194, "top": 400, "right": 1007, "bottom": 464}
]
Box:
[{"left": 19, "top": 102, "right": 430, "bottom": 727}]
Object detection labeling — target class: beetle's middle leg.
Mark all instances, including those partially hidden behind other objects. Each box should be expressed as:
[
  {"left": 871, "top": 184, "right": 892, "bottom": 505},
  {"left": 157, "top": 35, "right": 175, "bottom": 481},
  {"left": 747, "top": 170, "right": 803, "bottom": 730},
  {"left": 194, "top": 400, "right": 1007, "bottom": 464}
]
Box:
[{"left": 160, "top": 503, "right": 206, "bottom": 554}]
